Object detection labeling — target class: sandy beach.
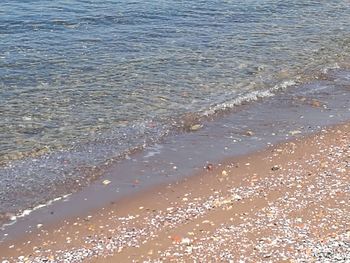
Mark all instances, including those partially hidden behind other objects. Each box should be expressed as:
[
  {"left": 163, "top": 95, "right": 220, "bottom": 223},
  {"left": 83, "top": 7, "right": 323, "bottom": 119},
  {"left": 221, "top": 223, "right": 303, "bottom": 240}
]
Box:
[{"left": 0, "top": 122, "right": 349, "bottom": 262}]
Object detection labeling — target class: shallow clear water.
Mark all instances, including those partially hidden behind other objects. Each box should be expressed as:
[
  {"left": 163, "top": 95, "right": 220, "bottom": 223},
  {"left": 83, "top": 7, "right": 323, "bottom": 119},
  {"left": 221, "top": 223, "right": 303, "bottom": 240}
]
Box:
[
  {"left": 1, "top": 0, "right": 350, "bottom": 161},
  {"left": 1, "top": 0, "right": 350, "bottom": 219}
]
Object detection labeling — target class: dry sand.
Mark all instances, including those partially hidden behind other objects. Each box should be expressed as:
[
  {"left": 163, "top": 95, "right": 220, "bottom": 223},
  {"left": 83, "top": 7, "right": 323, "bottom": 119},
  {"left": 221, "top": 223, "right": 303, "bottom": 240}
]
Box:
[{"left": 1, "top": 123, "right": 349, "bottom": 262}]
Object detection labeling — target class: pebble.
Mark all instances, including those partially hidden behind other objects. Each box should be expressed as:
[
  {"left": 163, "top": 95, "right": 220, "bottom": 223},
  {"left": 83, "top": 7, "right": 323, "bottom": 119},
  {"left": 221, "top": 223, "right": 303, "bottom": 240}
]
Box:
[
  {"left": 181, "top": 237, "right": 191, "bottom": 245},
  {"left": 190, "top": 124, "right": 203, "bottom": 131},
  {"left": 233, "top": 194, "right": 242, "bottom": 201},
  {"left": 102, "top": 180, "right": 111, "bottom": 185},
  {"left": 289, "top": 130, "right": 302, "bottom": 135},
  {"left": 245, "top": 130, "right": 254, "bottom": 136},
  {"left": 271, "top": 165, "right": 280, "bottom": 171},
  {"left": 205, "top": 163, "right": 214, "bottom": 171},
  {"left": 221, "top": 170, "right": 228, "bottom": 176}
]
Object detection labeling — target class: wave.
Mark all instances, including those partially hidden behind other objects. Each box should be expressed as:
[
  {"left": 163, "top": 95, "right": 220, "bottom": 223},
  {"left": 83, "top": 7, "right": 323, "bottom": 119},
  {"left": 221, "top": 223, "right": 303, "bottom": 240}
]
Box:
[{"left": 203, "top": 80, "right": 297, "bottom": 117}]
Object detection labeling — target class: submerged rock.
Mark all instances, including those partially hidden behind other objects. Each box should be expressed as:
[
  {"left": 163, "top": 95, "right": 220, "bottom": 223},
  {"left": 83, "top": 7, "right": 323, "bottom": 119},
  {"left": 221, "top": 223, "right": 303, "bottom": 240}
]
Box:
[{"left": 190, "top": 124, "right": 203, "bottom": 131}]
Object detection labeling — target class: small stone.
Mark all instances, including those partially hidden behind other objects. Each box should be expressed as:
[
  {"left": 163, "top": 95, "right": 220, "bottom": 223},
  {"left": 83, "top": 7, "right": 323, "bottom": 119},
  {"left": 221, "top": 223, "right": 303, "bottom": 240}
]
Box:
[
  {"left": 5, "top": 212, "right": 16, "bottom": 221},
  {"left": 311, "top": 99, "right": 322, "bottom": 107},
  {"left": 181, "top": 237, "right": 191, "bottom": 245},
  {"left": 221, "top": 170, "right": 228, "bottom": 176},
  {"left": 320, "top": 162, "right": 328, "bottom": 168},
  {"left": 132, "top": 179, "right": 140, "bottom": 186},
  {"left": 190, "top": 124, "right": 203, "bottom": 131},
  {"left": 22, "top": 116, "right": 32, "bottom": 121},
  {"left": 245, "top": 130, "right": 254, "bottom": 136},
  {"left": 289, "top": 130, "right": 301, "bottom": 135},
  {"left": 234, "top": 194, "right": 242, "bottom": 201},
  {"left": 185, "top": 246, "right": 193, "bottom": 253},
  {"left": 205, "top": 163, "right": 214, "bottom": 171},
  {"left": 271, "top": 165, "right": 280, "bottom": 171},
  {"left": 102, "top": 180, "right": 111, "bottom": 185}
]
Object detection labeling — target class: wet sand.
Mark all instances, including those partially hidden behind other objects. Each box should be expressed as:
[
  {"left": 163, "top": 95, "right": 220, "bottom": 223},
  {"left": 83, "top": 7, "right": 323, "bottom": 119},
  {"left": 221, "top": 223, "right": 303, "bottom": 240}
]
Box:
[{"left": 0, "top": 122, "right": 349, "bottom": 262}]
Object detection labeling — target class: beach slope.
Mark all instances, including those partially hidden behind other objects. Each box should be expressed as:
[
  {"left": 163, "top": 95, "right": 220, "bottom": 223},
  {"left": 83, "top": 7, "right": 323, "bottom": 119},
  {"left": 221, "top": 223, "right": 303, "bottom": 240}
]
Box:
[{"left": 1, "top": 123, "right": 349, "bottom": 262}]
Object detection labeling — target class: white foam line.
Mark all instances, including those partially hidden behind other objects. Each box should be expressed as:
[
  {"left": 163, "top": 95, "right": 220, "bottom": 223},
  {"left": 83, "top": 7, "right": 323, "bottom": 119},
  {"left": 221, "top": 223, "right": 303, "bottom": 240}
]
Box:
[
  {"left": 1, "top": 194, "right": 72, "bottom": 230},
  {"left": 203, "top": 79, "right": 297, "bottom": 116}
]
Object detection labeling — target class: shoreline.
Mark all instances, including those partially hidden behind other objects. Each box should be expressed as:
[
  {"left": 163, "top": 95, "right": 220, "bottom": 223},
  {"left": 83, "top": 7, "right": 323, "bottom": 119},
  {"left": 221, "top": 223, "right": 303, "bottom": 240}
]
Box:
[
  {"left": 1, "top": 68, "right": 350, "bottom": 233},
  {"left": 0, "top": 122, "right": 349, "bottom": 262},
  {"left": 2, "top": 66, "right": 350, "bottom": 223}
]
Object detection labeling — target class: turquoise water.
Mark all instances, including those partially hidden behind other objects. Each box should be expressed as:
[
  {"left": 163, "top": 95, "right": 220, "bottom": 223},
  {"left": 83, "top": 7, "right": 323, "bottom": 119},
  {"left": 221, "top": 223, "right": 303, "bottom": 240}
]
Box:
[{"left": 1, "top": 0, "right": 350, "bottom": 219}]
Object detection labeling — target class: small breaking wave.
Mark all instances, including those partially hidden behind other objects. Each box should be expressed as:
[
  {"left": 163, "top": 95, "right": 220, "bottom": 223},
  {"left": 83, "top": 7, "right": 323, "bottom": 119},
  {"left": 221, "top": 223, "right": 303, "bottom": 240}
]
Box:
[
  {"left": 321, "top": 63, "right": 341, "bottom": 74},
  {"left": 203, "top": 79, "right": 297, "bottom": 117},
  {"left": 0, "top": 194, "right": 71, "bottom": 231}
]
